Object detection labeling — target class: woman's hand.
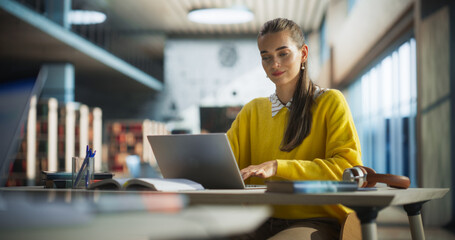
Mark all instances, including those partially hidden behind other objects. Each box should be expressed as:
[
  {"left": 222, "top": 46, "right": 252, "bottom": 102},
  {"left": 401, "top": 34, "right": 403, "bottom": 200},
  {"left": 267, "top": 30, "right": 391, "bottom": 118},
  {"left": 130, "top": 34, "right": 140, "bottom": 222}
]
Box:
[{"left": 240, "top": 160, "right": 278, "bottom": 180}]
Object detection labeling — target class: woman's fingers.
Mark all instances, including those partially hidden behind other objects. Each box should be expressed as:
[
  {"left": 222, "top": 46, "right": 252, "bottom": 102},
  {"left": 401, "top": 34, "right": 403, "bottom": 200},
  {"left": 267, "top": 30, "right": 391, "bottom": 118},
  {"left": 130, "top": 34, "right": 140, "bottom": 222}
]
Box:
[
  {"left": 241, "top": 171, "right": 250, "bottom": 180},
  {"left": 240, "top": 161, "right": 277, "bottom": 180},
  {"left": 240, "top": 167, "right": 256, "bottom": 180}
]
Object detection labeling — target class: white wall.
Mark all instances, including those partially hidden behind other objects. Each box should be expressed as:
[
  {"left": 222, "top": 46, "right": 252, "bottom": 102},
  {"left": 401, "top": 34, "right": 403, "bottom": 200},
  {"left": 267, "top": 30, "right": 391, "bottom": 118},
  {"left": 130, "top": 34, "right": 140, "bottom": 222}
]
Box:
[
  {"left": 307, "top": 32, "right": 322, "bottom": 85},
  {"left": 158, "top": 39, "right": 275, "bottom": 133}
]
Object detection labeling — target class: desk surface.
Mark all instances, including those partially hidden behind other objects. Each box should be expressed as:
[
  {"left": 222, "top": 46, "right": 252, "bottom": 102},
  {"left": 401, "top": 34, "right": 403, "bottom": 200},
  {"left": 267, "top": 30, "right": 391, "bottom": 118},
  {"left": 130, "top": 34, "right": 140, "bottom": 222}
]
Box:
[
  {"left": 0, "top": 205, "right": 271, "bottom": 240},
  {"left": 181, "top": 187, "right": 449, "bottom": 207},
  {"left": 3, "top": 186, "right": 448, "bottom": 207},
  {"left": 0, "top": 187, "right": 449, "bottom": 240},
  {"left": 0, "top": 188, "right": 271, "bottom": 240}
]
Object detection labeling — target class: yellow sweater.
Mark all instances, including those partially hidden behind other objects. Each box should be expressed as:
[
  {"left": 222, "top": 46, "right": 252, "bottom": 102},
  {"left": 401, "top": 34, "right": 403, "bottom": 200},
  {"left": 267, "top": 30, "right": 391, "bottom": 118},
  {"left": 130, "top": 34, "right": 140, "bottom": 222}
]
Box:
[{"left": 227, "top": 89, "right": 362, "bottom": 223}]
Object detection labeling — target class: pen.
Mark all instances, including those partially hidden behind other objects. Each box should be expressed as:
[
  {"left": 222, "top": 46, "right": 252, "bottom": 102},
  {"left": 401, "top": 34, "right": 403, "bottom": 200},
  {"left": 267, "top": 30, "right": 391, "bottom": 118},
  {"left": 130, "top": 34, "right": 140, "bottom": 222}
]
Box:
[
  {"left": 74, "top": 146, "right": 95, "bottom": 188},
  {"left": 85, "top": 150, "right": 96, "bottom": 187},
  {"left": 84, "top": 148, "right": 91, "bottom": 187}
]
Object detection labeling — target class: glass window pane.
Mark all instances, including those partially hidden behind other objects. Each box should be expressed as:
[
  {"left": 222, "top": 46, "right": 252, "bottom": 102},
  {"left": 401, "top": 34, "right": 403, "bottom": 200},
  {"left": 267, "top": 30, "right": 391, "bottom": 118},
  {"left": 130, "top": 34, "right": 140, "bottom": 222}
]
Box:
[{"left": 345, "top": 38, "right": 416, "bottom": 186}]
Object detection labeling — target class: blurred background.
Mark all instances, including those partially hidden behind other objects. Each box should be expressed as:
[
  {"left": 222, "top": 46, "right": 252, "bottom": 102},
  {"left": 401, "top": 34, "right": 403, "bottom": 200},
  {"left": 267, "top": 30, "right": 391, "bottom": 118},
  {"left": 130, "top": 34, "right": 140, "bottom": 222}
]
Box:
[{"left": 0, "top": 0, "right": 454, "bottom": 236}]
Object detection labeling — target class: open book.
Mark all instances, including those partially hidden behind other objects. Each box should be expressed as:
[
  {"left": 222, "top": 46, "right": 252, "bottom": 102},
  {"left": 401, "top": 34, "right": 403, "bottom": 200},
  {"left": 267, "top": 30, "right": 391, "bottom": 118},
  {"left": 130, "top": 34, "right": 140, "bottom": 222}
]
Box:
[{"left": 88, "top": 178, "right": 204, "bottom": 191}]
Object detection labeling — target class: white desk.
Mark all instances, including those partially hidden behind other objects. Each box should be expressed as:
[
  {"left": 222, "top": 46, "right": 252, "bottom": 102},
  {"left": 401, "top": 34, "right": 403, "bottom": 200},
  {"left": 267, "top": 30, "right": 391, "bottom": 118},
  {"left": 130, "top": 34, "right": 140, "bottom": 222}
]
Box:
[
  {"left": 181, "top": 187, "right": 449, "bottom": 240},
  {"left": 0, "top": 189, "right": 271, "bottom": 240},
  {"left": 0, "top": 187, "right": 448, "bottom": 240}
]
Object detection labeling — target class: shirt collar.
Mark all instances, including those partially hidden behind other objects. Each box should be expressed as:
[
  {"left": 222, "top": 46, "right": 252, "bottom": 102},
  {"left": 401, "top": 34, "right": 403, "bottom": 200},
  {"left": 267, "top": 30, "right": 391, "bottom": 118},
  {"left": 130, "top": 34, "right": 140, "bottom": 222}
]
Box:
[
  {"left": 269, "top": 85, "right": 326, "bottom": 118},
  {"left": 269, "top": 93, "right": 292, "bottom": 117}
]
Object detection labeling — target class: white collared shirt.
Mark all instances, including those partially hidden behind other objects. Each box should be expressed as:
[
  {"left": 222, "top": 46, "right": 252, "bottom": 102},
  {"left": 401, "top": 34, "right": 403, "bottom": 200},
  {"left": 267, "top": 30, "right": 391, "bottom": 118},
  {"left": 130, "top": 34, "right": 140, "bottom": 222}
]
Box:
[
  {"left": 269, "top": 86, "right": 327, "bottom": 118},
  {"left": 269, "top": 93, "right": 291, "bottom": 117}
]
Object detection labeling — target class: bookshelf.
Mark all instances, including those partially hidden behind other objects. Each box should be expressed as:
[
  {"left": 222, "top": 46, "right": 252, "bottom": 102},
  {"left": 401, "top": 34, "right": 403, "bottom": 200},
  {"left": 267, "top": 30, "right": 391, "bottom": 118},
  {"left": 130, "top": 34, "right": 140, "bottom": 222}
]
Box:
[
  {"left": 6, "top": 97, "right": 103, "bottom": 186},
  {"left": 106, "top": 119, "right": 168, "bottom": 175},
  {"left": 6, "top": 120, "right": 27, "bottom": 186},
  {"left": 6, "top": 96, "right": 168, "bottom": 185}
]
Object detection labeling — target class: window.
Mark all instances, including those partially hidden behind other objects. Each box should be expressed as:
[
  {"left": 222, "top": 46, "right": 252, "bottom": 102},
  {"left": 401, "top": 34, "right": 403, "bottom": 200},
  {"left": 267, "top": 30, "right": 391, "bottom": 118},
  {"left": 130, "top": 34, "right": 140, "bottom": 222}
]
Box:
[{"left": 343, "top": 38, "right": 417, "bottom": 186}]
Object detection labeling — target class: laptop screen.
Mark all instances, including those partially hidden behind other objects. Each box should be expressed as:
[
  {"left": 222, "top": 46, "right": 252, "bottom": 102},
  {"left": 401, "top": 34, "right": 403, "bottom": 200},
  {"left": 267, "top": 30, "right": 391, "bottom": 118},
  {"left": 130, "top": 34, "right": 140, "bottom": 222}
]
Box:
[
  {"left": 147, "top": 133, "right": 246, "bottom": 189},
  {"left": 0, "top": 67, "right": 47, "bottom": 186}
]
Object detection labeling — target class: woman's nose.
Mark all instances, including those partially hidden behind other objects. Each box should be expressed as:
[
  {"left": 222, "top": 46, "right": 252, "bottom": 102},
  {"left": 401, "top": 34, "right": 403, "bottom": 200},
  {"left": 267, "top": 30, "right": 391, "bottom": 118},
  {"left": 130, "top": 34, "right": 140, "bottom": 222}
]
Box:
[{"left": 272, "top": 58, "right": 281, "bottom": 68}]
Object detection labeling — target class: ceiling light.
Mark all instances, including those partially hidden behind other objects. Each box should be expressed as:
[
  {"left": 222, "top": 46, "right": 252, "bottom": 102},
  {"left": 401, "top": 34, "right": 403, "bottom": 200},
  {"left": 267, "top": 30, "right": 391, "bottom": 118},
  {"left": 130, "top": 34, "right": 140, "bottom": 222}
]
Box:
[
  {"left": 69, "top": 10, "right": 106, "bottom": 25},
  {"left": 188, "top": 7, "right": 254, "bottom": 24}
]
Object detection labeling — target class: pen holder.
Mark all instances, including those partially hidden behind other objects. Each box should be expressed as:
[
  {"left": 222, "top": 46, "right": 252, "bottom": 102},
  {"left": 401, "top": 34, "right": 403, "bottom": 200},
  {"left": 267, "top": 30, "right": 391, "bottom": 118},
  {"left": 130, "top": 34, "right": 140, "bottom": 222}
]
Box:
[{"left": 72, "top": 156, "right": 94, "bottom": 189}]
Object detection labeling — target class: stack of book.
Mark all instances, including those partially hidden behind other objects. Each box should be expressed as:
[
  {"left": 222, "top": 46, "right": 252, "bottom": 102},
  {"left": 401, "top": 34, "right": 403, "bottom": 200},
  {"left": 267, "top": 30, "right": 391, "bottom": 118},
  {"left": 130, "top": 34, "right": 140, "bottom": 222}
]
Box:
[{"left": 266, "top": 180, "right": 359, "bottom": 193}]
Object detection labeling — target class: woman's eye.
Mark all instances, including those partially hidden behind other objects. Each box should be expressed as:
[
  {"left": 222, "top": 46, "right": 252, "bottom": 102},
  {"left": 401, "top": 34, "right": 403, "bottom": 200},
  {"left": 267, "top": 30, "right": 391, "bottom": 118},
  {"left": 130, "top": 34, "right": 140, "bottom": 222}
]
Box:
[
  {"left": 279, "top": 52, "right": 288, "bottom": 57},
  {"left": 262, "top": 56, "right": 271, "bottom": 61}
]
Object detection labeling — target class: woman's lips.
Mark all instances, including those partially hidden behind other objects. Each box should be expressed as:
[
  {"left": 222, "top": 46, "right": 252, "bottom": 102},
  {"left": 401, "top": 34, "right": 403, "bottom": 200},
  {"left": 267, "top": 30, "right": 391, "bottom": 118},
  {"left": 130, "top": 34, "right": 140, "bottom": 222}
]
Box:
[{"left": 272, "top": 71, "right": 284, "bottom": 77}]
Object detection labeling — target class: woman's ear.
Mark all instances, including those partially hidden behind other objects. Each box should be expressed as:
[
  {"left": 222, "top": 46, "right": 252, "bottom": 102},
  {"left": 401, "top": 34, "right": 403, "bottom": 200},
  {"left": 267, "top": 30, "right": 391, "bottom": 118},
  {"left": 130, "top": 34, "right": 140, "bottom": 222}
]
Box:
[{"left": 301, "top": 44, "right": 309, "bottom": 63}]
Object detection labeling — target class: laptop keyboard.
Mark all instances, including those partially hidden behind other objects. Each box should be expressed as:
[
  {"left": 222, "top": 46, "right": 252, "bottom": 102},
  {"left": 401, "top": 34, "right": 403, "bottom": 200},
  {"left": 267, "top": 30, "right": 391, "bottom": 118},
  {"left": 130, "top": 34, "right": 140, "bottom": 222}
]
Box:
[{"left": 245, "top": 184, "right": 267, "bottom": 189}]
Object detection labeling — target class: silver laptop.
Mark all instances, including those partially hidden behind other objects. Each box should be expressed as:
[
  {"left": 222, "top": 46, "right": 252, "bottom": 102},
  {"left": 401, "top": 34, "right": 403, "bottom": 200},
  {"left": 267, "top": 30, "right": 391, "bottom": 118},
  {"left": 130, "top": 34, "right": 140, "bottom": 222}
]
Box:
[{"left": 147, "top": 133, "right": 246, "bottom": 189}]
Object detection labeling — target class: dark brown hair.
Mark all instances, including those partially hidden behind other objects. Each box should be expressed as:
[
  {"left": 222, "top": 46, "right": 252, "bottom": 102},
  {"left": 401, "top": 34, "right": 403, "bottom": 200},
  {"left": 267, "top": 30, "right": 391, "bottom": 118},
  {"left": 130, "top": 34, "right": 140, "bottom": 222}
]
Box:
[{"left": 259, "top": 18, "right": 317, "bottom": 152}]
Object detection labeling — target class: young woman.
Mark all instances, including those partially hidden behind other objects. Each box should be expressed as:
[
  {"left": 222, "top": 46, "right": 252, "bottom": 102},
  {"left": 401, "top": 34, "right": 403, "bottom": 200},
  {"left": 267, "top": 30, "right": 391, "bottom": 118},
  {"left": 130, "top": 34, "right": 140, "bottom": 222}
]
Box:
[{"left": 227, "top": 18, "right": 362, "bottom": 239}]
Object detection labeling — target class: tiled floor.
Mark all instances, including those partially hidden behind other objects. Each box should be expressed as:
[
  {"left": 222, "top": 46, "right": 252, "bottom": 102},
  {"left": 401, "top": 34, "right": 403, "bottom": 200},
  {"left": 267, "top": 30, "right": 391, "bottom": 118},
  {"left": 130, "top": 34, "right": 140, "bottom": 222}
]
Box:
[{"left": 376, "top": 207, "right": 455, "bottom": 240}]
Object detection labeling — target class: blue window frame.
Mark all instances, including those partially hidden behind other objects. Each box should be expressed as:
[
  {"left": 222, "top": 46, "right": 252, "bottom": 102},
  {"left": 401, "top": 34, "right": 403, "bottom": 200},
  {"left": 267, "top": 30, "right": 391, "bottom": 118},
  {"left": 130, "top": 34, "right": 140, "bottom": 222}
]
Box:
[{"left": 343, "top": 38, "right": 417, "bottom": 186}]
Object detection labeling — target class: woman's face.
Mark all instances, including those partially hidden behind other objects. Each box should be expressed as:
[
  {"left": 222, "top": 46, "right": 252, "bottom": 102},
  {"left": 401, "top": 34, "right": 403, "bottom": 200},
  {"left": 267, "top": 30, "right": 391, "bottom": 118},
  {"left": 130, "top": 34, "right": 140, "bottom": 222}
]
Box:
[{"left": 257, "top": 30, "right": 308, "bottom": 88}]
